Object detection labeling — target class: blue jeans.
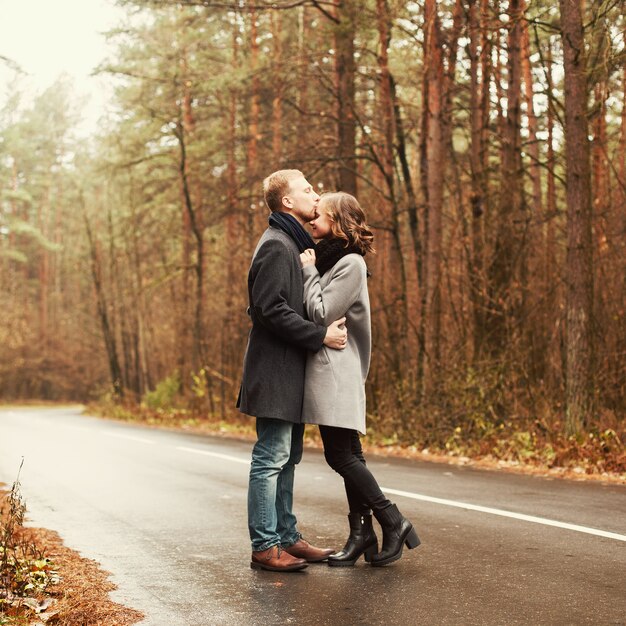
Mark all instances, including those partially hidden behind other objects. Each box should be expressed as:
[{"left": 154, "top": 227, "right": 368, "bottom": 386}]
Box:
[{"left": 248, "top": 417, "right": 304, "bottom": 552}]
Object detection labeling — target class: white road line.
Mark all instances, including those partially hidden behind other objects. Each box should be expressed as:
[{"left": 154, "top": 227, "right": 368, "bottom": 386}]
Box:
[
  {"left": 104, "top": 432, "right": 156, "bottom": 445},
  {"left": 176, "top": 444, "right": 625, "bottom": 542},
  {"left": 382, "top": 487, "right": 626, "bottom": 542},
  {"left": 176, "top": 446, "right": 250, "bottom": 465}
]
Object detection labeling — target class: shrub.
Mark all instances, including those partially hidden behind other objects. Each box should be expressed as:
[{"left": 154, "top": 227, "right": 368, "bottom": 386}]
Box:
[{"left": 142, "top": 373, "right": 181, "bottom": 411}]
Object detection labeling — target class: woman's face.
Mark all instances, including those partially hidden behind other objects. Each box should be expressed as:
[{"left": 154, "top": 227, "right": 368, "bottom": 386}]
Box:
[{"left": 309, "top": 202, "right": 334, "bottom": 239}]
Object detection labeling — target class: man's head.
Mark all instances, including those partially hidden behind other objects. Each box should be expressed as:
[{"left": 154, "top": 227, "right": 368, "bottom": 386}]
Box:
[{"left": 263, "top": 169, "right": 320, "bottom": 224}]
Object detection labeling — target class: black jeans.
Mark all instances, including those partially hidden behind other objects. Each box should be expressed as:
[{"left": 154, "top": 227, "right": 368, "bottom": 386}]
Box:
[{"left": 319, "top": 425, "right": 391, "bottom": 514}]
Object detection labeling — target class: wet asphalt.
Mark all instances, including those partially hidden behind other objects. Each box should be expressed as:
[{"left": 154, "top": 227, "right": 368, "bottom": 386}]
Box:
[{"left": 0, "top": 406, "right": 624, "bottom": 626}]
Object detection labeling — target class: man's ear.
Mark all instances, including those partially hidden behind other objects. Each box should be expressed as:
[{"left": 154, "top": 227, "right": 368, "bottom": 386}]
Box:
[{"left": 281, "top": 195, "right": 293, "bottom": 210}]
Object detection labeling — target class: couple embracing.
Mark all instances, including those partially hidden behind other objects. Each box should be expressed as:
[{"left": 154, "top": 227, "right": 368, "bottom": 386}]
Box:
[{"left": 238, "top": 169, "right": 420, "bottom": 572}]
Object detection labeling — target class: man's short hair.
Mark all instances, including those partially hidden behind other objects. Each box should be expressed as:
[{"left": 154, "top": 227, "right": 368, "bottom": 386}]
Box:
[{"left": 263, "top": 169, "right": 303, "bottom": 213}]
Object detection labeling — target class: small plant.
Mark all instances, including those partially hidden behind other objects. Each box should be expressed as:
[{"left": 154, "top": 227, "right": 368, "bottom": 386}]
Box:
[
  {"left": 191, "top": 368, "right": 208, "bottom": 400},
  {"left": 0, "top": 462, "right": 59, "bottom": 620},
  {"left": 142, "top": 373, "right": 181, "bottom": 411},
  {"left": 0, "top": 462, "right": 27, "bottom": 605}
]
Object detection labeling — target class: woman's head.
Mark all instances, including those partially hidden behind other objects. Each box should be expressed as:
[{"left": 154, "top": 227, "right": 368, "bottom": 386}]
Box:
[{"left": 310, "top": 192, "right": 375, "bottom": 254}]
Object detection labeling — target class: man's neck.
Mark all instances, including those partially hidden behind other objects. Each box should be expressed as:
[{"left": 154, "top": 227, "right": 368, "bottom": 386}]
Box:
[{"left": 279, "top": 209, "right": 305, "bottom": 226}]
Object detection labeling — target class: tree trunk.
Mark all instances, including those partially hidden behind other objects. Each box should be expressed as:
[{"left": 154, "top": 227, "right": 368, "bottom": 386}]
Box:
[
  {"left": 374, "top": 0, "right": 412, "bottom": 376},
  {"left": 175, "top": 118, "right": 205, "bottom": 376},
  {"left": 84, "top": 206, "right": 123, "bottom": 399},
  {"left": 225, "top": 18, "right": 242, "bottom": 409},
  {"left": 592, "top": 82, "right": 609, "bottom": 250},
  {"left": 543, "top": 37, "right": 559, "bottom": 390},
  {"left": 559, "top": 0, "right": 594, "bottom": 434},
  {"left": 271, "top": 11, "right": 283, "bottom": 162},
  {"left": 106, "top": 201, "right": 133, "bottom": 397},
  {"left": 545, "top": 38, "right": 557, "bottom": 291},
  {"left": 521, "top": 14, "right": 542, "bottom": 221},
  {"left": 393, "top": 74, "right": 421, "bottom": 289},
  {"left": 422, "top": 0, "right": 445, "bottom": 378},
  {"left": 177, "top": 50, "right": 197, "bottom": 394},
  {"left": 334, "top": 0, "right": 357, "bottom": 195},
  {"left": 247, "top": 7, "right": 262, "bottom": 240},
  {"left": 375, "top": 0, "right": 395, "bottom": 199},
  {"left": 521, "top": 8, "right": 547, "bottom": 381},
  {"left": 618, "top": 57, "right": 626, "bottom": 410},
  {"left": 468, "top": 0, "right": 487, "bottom": 360},
  {"left": 178, "top": 175, "right": 193, "bottom": 392},
  {"left": 485, "top": 0, "right": 525, "bottom": 356},
  {"left": 38, "top": 190, "right": 50, "bottom": 350}
]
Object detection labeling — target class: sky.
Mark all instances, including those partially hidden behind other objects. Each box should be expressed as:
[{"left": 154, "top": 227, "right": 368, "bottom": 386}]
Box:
[{"left": 0, "top": 0, "right": 126, "bottom": 135}]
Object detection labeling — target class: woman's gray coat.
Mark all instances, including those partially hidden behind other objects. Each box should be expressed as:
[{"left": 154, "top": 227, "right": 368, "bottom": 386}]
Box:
[
  {"left": 238, "top": 227, "right": 326, "bottom": 422},
  {"left": 301, "top": 254, "right": 371, "bottom": 434}
]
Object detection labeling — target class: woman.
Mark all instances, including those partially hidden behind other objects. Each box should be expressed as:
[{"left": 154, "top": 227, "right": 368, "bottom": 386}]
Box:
[{"left": 300, "top": 192, "right": 420, "bottom": 567}]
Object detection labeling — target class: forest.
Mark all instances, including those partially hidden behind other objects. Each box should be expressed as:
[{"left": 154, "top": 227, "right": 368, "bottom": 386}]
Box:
[{"left": 1, "top": 0, "right": 624, "bottom": 471}]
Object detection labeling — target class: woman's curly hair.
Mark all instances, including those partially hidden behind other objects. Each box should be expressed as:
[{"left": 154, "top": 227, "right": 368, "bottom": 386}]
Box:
[{"left": 319, "top": 192, "right": 375, "bottom": 254}]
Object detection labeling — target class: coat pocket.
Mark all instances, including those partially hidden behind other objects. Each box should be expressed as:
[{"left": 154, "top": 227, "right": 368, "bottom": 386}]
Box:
[{"left": 318, "top": 346, "right": 331, "bottom": 366}]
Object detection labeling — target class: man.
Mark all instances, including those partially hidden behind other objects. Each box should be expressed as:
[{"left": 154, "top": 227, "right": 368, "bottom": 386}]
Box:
[{"left": 238, "top": 169, "right": 347, "bottom": 572}]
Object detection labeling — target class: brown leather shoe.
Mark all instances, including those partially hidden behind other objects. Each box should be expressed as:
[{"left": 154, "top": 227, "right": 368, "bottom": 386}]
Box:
[
  {"left": 250, "top": 546, "right": 308, "bottom": 572},
  {"left": 284, "top": 538, "right": 334, "bottom": 563}
]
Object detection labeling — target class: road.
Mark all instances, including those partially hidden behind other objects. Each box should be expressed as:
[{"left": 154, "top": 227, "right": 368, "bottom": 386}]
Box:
[{"left": 0, "top": 406, "right": 624, "bottom": 625}]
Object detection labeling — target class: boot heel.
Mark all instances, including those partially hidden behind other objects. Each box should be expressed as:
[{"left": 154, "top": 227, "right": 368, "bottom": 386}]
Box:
[
  {"left": 363, "top": 542, "right": 379, "bottom": 563},
  {"left": 404, "top": 527, "right": 421, "bottom": 550}
]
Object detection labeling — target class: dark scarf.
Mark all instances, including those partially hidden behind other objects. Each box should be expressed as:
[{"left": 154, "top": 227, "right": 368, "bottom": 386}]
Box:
[
  {"left": 268, "top": 212, "right": 315, "bottom": 253},
  {"left": 315, "top": 237, "right": 365, "bottom": 277}
]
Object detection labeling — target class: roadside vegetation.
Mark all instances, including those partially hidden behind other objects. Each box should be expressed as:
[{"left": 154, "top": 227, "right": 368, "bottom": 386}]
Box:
[
  {"left": 91, "top": 383, "right": 626, "bottom": 481},
  {"left": 0, "top": 470, "right": 143, "bottom": 626}
]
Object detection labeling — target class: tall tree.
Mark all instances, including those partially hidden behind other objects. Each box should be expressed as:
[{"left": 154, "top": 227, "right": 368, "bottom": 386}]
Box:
[
  {"left": 333, "top": 0, "right": 358, "bottom": 195},
  {"left": 421, "top": 0, "right": 445, "bottom": 379},
  {"left": 467, "top": 0, "right": 490, "bottom": 359},
  {"left": 485, "top": 0, "right": 525, "bottom": 356},
  {"left": 559, "top": 0, "right": 594, "bottom": 434}
]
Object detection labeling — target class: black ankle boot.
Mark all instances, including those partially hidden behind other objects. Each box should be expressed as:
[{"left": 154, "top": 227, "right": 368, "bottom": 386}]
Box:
[
  {"left": 370, "top": 503, "right": 420, "bottom": 566},
  {"left": 328, "top": 513, "right": 378, "bottom": 567}
]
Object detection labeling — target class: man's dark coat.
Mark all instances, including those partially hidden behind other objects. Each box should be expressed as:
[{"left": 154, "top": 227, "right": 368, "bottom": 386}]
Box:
[{"left": 238, "top": 227, "right": 326, "bottom": 422}]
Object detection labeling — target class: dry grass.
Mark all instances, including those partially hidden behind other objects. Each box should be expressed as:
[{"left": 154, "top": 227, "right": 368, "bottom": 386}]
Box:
[
  {"left": 23, "top": 527, "right": 143, "bottom": 626},
  {"left": 0, "top": 486, "right": 143, "bottom": 626}
]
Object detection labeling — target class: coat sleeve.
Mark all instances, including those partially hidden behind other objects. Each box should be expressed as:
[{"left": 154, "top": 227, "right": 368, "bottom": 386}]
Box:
[
  {"left": 250, "top": 238, "right": 326, "bottom": 351},
  {"left": 302, "top": 256, "right": 365, "bottom": 325}
]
